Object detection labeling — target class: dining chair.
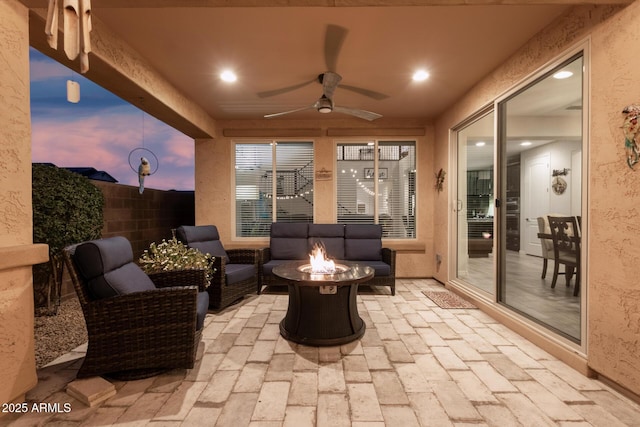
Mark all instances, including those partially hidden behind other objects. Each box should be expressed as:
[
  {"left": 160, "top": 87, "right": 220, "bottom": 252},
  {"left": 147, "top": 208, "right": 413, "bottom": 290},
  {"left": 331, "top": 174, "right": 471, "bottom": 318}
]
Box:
[
  {"left": 536, "top": 216, "right": 554, "bottom": 279},
  {"left": 547, "top": 216, "right": 581, "bottom": 296}
]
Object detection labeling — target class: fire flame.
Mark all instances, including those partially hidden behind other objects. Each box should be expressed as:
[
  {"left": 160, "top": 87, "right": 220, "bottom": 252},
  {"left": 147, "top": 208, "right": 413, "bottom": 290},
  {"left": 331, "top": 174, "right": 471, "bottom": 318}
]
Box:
[{"left": 309, "top": 243, "right": 336, "bottom": 274}]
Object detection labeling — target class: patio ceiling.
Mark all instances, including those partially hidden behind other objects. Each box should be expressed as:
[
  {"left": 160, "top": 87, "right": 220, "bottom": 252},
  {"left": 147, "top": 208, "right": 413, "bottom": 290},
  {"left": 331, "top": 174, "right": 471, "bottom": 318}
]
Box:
[{"left": 22, "top": 1, "right": 623, "bottom": 124}]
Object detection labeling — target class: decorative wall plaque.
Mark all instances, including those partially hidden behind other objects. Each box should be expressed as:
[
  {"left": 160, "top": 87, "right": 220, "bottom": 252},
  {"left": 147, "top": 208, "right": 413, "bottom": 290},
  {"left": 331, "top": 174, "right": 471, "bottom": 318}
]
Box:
[{"left": 315, "top": 167, "right": 332, "bottom": 181}]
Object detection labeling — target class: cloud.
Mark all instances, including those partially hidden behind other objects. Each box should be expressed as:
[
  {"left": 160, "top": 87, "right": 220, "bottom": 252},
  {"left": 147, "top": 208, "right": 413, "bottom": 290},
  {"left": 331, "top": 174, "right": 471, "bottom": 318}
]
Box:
[
  {"left": 32, "top": 107, "right": 194, "bottom": 191},
  {"left": 30, "top": 52, "right": 72, "bottom": 82},
  {"left": 30, "top": 48, "right": 195, "bottom": 191}
]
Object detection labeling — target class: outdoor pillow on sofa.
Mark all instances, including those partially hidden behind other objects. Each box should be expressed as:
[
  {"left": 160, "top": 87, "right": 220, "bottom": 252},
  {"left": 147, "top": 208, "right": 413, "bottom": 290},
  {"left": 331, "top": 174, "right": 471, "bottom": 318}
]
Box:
[
  {"left": 262, "top": 222, "right": 309, "bottom": 276},
  {"left": 308, "top": 223, "right": 345, "bottom": 259},
  {"left": 269, "top": 222, "right": 309, "bottom": 260},
  {"left": 344, "top": 224, "right": 391, "bottom": 276}
]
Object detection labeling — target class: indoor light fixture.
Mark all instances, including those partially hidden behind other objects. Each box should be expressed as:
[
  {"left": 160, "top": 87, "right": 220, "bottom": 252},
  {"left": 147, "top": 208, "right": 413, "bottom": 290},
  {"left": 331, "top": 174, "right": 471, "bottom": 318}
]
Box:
[
  {"left": 521, "top": 141, "right": 532, "bottom": 146},
  {"left": 412, "top": 70, "right": 430, "bottom": 82},
  {"left": 475, "top": 141, "right": 486, "bottom": 147},
  {"left": 553, "top": 70, "right": 573, "bottom": 79},
  {"left": 220, "top": 70, "right": 237, "bottom": 83}
]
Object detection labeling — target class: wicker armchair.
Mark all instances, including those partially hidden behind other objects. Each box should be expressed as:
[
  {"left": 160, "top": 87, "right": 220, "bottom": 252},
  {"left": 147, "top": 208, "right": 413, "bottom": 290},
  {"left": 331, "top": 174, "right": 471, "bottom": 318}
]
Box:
[
  {"left": 176, "top": 225, "right": 260, "bottom": 310},
  {"left": 63, "top": 236, "right": 209, "bottom": 380}
]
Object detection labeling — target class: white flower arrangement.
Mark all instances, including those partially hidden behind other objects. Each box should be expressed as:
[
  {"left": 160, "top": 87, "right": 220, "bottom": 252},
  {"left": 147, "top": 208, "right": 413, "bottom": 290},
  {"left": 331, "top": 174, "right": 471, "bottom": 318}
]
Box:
[{"left": 139, "top": 237, "right": 215, "bottom": 288}]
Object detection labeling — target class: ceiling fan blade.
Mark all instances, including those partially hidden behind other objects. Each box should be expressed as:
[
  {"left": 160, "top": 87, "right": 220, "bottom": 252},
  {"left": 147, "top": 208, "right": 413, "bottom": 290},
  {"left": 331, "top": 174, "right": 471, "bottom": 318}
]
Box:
[
  {"left": 339, "top": 84, "right": 390, "bottom": 100},
  {"left": 321, "top": 71, "right": 342, "bottom": 99},
  {"left": 333, "top": 106, "right": 382, "bottom": 121},
  {"left": 257, "top": 78, "right": 316, "bottom": 98},
  {"left": 325, "top": 24, "right": 348, "bottom": 72},
  {"left": 264, "top": 104, "right": 316, "bottom": 119}
]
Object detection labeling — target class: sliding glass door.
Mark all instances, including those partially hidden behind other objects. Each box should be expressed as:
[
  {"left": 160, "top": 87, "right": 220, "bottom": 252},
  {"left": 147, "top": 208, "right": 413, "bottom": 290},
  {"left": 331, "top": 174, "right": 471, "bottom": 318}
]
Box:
[
  {"left": 498, "top": 53, "right": 584, "bottom": 342},
  {"left": 454, "top": 51, "right": 585, "bottom": 344},
  {"left": 456, "top": 111, "right": 495, "bottom": 295}
]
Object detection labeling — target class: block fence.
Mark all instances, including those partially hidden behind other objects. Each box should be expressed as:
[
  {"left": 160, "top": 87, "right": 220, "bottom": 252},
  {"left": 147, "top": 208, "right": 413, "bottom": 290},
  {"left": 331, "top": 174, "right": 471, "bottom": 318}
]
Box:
[{"left": 59, "top": 181, "right": 195, "bottom": 298}]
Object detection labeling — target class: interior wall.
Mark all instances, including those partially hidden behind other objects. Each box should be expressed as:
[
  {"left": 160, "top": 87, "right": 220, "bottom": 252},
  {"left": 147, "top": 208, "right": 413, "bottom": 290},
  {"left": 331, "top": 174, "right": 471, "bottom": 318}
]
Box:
[
  {"left": 434, "top": 3, "right": 640, "bottom": 396},
  {"left": 519, "top": 140, "right": 582, "bottom": 227},
  {"left": 195, "top": 118, "right": 435, "bottom": 278}
]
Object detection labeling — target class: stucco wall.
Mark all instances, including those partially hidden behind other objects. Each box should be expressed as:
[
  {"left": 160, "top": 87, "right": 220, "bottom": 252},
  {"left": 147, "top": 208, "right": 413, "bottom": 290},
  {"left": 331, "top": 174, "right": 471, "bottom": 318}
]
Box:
[
  {"left": 195, "top": 118, "right": 435, "bottom": 278},
  {"left": 434, "top": 4, "right": 640, "bottom": 396},
  {"left": 588, "top": 0, "right": 640, "bottom": 397},
  {"left": 0, "top": 0, "right": 41, "bottom": 409}
]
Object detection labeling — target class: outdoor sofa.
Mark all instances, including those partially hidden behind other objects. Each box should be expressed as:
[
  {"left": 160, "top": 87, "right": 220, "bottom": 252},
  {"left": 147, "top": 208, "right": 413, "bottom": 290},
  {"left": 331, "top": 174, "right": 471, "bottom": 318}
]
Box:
[{"left": 260, "top": 222, "right": 396, "bottom": 295}]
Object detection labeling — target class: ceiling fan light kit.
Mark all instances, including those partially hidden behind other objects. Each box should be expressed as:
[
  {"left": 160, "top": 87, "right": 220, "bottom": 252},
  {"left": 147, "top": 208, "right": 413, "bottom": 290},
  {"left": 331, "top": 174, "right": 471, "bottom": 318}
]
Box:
[
  {"left": 317, "top": 96, "right": 333, "bottom": 113},
  {"left": 262, "top": 25, "right": 386, "bottom": 121}
]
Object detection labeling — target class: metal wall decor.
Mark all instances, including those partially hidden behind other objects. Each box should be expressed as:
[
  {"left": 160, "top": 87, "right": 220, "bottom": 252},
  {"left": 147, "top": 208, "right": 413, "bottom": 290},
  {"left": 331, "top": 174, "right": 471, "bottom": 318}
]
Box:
[{"left": 622, "top": 104, "right": 640, "bottom": 169}]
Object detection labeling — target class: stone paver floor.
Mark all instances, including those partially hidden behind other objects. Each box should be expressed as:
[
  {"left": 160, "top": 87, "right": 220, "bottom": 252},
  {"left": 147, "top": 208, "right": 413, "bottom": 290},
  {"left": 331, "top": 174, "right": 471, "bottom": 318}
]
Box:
[{"left": 3, "top": 279, "right": 640, "bottom": 426}]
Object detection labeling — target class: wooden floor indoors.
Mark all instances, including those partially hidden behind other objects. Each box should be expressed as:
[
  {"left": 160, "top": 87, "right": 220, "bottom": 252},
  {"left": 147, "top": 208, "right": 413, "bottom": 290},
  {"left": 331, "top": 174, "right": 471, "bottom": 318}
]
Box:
[{"left": 460, "top": 250, "right": 580, "bottom": 341}]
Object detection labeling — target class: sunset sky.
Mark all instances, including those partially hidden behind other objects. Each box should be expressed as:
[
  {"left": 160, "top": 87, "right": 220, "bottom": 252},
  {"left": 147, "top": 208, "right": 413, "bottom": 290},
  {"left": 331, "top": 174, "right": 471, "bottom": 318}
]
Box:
[{"left": 30, "top": 48, "right": 195, "bottom": 191}]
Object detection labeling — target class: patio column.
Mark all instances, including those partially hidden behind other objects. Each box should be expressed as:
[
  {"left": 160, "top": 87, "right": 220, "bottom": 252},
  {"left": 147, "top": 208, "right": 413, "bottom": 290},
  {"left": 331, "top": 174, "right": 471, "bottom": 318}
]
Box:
[{"left": 0, "top": 0, "right": 49, "bottom": 411}]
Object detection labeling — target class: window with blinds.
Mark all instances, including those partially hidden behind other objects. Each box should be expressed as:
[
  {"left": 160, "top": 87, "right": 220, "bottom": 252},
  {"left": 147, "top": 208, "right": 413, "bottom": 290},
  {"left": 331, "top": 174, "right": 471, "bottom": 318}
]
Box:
[
  {"left": 235, "top": 141, "right": 313, "bottom": 237},
  {"left": 336, "top": 141, "right": 416, "bottom": 238}
]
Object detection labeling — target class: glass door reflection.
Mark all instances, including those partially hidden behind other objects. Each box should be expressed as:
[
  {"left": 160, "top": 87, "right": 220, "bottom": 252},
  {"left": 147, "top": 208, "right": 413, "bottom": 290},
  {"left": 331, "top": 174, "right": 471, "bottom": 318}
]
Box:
[
  {"left": 456, "top": 111, "right": 495, "bottom": 295},
  {"left": 498, "top": 53, "right": 583, "bottom": 342}
]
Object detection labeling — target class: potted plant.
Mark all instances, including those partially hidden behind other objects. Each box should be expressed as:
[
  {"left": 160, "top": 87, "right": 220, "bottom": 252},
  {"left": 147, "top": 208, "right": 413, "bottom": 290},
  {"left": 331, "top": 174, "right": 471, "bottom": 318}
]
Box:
[{"left": 139, "top": 236, "right": 215, "bottom": 287}]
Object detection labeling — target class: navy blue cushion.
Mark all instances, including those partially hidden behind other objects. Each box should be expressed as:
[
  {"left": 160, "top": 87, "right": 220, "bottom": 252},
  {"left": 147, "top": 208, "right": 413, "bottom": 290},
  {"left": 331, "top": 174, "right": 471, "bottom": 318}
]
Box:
[
  {"left": 270, "top": 222, "right": 309, "bottom": 238},
  {"left": 176, "top": 225, "right": 230, "bottom": 264},
  {"left": 74, "top": 237, "right": 156, "bottom": 299},
  {"left": 308, "top": 224, "right": 345, "bottom": 237},
  {"left": 225, "top": 263, "right": 257, "bottom": 285},
  {"left": 309, "top": 237, "right": 345, "bottom": 260},
  {"left": 262, "top": 259, "right": 293, "bottom": 277},
  {"left": 345, "top": 224, "right": 383, "bottom": 239},
  {"left": 196, "top": 291, "right": 209, "bottom": 330},
  {"left": 344, "top": 224, "right": 383, "bottom": 261},
  {"left": 308, "top": 224, "right": 345, "bottom": 259},
  {"left": 270, "top": 238, "right": 309, "bottom": 260},
  {"left": 269, "top": 223, "right": 309, "bottom": 260},
  {"left": 358, "top": 261, "right": 391, "bottom": 276}
]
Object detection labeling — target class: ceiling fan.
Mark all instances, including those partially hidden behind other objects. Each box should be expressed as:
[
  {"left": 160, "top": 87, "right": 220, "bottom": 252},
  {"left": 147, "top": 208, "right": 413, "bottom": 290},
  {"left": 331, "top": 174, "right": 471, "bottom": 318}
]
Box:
[{"left": 261, "top": 24, "right": 387, "bottom": 121}]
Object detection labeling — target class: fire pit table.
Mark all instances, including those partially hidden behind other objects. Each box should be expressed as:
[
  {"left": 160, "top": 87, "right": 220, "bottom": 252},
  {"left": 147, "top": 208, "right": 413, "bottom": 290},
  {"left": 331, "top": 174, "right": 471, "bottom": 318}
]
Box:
[{"left": 273, "top": 261, "right": 374, "bottom": 346}]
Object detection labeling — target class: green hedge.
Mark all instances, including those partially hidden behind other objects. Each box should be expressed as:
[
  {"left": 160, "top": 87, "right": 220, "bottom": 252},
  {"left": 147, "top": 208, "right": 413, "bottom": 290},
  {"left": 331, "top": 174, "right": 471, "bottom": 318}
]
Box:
[{"left": 32, "top": 164, "right": 104, "bottom": 313}]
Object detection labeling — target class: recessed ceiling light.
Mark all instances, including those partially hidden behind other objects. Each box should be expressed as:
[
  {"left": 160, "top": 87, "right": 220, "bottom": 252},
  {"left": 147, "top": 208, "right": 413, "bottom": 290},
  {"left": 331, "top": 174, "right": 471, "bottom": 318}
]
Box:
[
  {"left": 220, "top": 70, "right": 237, "bottom": 83},
  {"left": 553, "top": 70, "right": 573, "bottom": 79},
  {"left": 412, "top": 70, "right": 429, "bottom": 82},
  {"left": 521, "top": 141, "right": 532, "bottom": 146},
  {"left": 475, "top": 141, "right": 486, "bottom": 147}
]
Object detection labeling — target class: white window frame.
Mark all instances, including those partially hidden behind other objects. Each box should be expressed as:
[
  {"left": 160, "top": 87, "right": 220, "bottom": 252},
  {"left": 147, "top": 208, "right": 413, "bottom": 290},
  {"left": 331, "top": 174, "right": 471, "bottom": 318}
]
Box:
[{"left": 232, "top": 139, "right": 315, "bottom": 240}]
